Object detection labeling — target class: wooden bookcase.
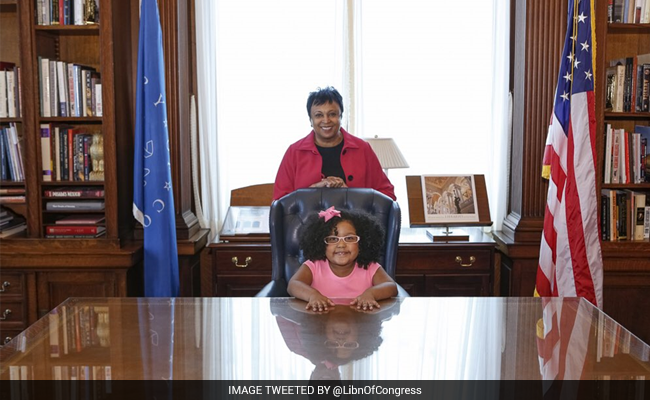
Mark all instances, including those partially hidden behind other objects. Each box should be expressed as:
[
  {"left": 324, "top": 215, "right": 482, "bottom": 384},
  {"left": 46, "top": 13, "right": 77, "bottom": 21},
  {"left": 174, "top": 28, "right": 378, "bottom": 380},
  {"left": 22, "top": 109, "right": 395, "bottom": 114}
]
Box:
[
  {"left": 594, "top": 0, "right": 650, "bottom": 343},
  {"left": 0, "top": 0, "right": 142, "bottom": 344}
]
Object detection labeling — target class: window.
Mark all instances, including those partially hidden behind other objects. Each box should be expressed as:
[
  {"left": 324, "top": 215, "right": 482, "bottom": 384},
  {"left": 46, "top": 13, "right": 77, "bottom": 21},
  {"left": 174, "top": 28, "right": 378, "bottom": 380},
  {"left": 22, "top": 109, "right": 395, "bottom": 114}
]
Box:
[{"left": 196, "top": 0, "right": 509, "bottom": 232}]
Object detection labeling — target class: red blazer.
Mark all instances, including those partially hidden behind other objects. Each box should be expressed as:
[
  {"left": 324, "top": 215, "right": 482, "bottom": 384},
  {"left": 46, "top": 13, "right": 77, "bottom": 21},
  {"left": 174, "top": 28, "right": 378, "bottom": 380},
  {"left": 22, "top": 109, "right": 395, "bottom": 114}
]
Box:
[{"left": 273, "top": 128, "right": 396, "bottom": 200}]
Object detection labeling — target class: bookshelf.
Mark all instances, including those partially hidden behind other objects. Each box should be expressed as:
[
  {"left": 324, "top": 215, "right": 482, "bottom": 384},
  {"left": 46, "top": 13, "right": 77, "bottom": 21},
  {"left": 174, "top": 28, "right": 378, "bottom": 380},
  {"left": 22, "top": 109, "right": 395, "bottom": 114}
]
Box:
[
  {"left": 594, "top": 0, "right": 650, "bottom": 343},
  {"left": 0, "top": 0, "right": 141, "bottom": 344}
]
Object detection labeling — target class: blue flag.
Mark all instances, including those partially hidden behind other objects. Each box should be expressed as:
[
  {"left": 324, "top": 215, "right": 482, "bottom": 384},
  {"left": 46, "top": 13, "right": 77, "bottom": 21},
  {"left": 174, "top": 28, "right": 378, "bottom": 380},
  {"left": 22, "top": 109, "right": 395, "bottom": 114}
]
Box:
[{"left": 133, "top": 0, "right": 179, "bottom": 297}]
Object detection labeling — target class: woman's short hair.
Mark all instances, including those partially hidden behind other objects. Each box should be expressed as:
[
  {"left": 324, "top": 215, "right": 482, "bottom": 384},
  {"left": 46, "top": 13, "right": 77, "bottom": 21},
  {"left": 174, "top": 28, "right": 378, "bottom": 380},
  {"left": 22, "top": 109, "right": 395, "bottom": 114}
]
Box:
[
  {"left": 299, "top": 209, "right": 385, "bottom": 269},
  {"left": 306, "top": 86, "right": 344, "bottom": 117}
]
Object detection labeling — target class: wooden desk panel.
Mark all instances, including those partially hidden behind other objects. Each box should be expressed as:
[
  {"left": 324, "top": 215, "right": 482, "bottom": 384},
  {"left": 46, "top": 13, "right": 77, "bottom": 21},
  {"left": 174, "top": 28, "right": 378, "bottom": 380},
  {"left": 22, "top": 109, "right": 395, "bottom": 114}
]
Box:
[{"left": 205, "top": 228, "right": 496, "bottom": 297}]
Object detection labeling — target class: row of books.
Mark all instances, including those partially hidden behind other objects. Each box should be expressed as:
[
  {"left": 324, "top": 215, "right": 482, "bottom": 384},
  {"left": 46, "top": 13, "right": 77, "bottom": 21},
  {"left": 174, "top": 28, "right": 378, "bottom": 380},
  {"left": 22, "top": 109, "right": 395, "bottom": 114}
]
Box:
[
  {"left": 48, "top": 305, "right": 110, "bottom": 358},
  {"left": 601, "top": 190, "right": 649, "bottom": 241},
  {"left": 605, "top": 54, "right": 650, "bottom": 113},
  {"left": 0, "top": 206, "right": 26, "bottom": 239},
  {"left": 38, "top": 57, "right": 102, "bottom": 118},
  {"left": 608, "top": 0, "right": 650, "bottom": 24},
  {"left": 35, "top": 0, "right": 100, "bottom": 26},
  {"left": 0, "top": 123, "right": 24, "bottom": 182},
  {"left": 603, "top": 125, "right": 649, "bottom": 184},
  {"left": 8, "top": 365, "right": 112, "bottom": 381},
  {"left": 45, "top": 214, "right": 106, "bottom": 239},
  {"left": 0, "top": 62, "right": 22, "bottom": 118},
  {"left": 597, "top": 312, "right": 650, "bottom": 363},
  {"left": 40, "top": 125, "right": 102, "bottom": 182}
]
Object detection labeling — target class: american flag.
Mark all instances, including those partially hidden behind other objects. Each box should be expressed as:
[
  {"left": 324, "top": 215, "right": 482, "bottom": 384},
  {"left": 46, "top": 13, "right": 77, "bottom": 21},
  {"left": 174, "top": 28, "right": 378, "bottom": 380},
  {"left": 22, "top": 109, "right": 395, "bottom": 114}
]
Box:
[
  {"left": 536, "top": 0, "right": 603, "bottom": 308},
  {"left": 536, "top": 298, "right": 591, "bottom": 385}
]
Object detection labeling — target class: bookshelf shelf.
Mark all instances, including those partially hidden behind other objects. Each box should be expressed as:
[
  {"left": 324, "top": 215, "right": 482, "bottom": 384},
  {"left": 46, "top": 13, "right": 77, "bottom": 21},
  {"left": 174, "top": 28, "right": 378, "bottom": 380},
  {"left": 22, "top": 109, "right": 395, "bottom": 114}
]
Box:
[
  {"left": 607, "top": 23, "right": 650, "bottom": 32},
  {"left": 38, "top": 117, "right": 102, "bottom": 123},
  {"left": 604, "top": 112, "right": 650, "bottom": 119},
  {"left": 35, "top": 25, "right": 100, "bottom": 34}
]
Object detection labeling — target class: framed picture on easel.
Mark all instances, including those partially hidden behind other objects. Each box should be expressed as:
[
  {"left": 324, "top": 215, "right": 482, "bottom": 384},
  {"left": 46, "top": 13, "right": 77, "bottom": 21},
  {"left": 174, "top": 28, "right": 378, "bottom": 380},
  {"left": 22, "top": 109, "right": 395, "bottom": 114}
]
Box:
[
  {"left": 406, "top": 174, "right": 492, "bottom": 241},
  {"left": 420, "top": 175, "right": 479, "bottom": 224}
]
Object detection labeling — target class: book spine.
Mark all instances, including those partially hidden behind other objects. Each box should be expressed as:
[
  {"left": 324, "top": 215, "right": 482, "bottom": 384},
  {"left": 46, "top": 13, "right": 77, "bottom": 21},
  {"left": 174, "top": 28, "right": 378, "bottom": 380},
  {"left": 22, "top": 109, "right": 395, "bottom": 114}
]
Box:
[
  {"left": 0, "top": 129, "right": 6, "bottom": 181},
  {"left": 46, "top": 225, "right": 101, "bottom": 234},
  {"left": 5, "top": 69, "right": 15, "bottom": 118},
  {"left": 43, "top": 189, "right": 105, "bottom": 198},
  {"left": 67, "top": 63, "right": 76, "bottom": 117},
  {"left": 49, "top": 60, "right": 57, "bottom": 117},
  {"left": 40, "top": 125, "right": 52, "bottom": 182}
]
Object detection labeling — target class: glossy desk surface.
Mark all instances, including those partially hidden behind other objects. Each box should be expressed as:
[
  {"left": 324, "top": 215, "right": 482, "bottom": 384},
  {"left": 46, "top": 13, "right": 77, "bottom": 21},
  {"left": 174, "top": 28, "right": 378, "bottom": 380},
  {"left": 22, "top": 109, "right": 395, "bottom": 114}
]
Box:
[{"left": 1, "top": 297, "right": 648, "bottom": 380}]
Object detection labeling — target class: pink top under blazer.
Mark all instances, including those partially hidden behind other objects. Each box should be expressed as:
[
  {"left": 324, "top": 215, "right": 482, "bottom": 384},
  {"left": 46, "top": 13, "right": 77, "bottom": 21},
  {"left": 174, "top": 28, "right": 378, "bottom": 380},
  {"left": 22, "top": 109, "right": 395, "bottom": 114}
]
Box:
[{"left": 305, "top": 259, "right": 380, "bottom": 299}]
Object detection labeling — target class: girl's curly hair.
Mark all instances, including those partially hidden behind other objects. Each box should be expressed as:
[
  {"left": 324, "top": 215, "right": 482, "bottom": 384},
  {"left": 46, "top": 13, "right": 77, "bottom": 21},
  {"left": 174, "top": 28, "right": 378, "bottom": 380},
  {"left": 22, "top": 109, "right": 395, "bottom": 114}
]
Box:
[{"left": 299, "top": 209, "right": 385, "bottom": 269}]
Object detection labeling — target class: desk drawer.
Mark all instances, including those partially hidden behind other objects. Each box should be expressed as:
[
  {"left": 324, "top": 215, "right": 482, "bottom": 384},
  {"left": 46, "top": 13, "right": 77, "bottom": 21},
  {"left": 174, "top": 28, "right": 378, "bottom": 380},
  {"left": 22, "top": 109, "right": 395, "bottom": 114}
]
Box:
[
  {"left": 397, "top": 248, "right": 492, "bottom": 272},
  {"left": 0, "top": 273, "right": 25, "bottom": 299},
  {"left": 214, "top": 249, "right": 272, "bottom": 274},
  {"left": 0, "top": 300, "right": 26, "bottom": 329}
]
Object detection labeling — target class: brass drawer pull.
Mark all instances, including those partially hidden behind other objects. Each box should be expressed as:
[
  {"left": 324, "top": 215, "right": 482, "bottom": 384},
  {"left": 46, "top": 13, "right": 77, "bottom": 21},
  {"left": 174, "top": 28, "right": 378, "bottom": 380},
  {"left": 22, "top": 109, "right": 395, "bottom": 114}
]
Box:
[
  {"left": 0, "top": 281, "right": 10, "bottom": 293},
  {"left": 455, "top": 256, "right": 476, "bottom": 267},
  {"left": 0, "top": 309, "right": 12, "bottom": 321},
  {"left": 232, "top": 256, "right": 252, "bottom": 268},
  {"left": 3, "top": 337, "right": 11, "bottom": 345}
]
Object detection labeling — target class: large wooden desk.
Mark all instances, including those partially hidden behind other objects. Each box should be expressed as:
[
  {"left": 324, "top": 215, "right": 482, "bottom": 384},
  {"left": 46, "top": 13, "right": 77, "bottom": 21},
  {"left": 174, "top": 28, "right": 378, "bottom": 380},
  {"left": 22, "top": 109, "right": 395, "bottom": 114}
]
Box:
[
  {"left": 0, "top": 297, "right": 648, "bottom": 390},
  {"left": 203, "top": 227, "right": 496, "bottom": 297}
]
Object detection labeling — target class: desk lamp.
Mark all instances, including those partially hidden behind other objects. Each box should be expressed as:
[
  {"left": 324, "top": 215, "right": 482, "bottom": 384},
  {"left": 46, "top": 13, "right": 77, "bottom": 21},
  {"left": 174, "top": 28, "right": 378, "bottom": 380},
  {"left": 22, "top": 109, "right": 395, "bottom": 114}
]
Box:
[{"left": 365, "top": 136, "right": 409, "bottom": 175}]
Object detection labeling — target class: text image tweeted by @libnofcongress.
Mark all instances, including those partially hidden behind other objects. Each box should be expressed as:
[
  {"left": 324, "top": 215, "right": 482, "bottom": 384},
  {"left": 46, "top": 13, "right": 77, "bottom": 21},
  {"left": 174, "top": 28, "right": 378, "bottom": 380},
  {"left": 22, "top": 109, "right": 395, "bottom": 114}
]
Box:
[{"left": 228, "top": 384, "right": 423, "bottom": 397}]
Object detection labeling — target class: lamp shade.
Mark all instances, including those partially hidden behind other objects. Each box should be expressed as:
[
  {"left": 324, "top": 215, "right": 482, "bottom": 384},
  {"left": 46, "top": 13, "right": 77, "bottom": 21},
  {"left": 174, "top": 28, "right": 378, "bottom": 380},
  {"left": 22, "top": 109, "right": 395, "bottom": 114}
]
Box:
[{"left": 365, "top": 136, "right": 409, "bottom": 169}]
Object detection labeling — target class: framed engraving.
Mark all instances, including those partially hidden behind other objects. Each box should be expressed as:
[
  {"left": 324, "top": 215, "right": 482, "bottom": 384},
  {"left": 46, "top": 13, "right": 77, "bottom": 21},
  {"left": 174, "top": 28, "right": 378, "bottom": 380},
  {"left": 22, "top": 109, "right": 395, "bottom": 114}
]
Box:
[
  {"left": 420, "top": 175, "right": 479, "bottom": 224},
  {"left": 220, "top": 206, "right": 270, "bottom": 236}
]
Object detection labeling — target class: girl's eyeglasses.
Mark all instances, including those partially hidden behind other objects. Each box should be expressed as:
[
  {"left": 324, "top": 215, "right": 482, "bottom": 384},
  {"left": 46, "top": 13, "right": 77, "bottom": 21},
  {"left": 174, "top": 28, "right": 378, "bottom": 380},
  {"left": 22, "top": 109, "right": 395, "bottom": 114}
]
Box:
[
  {"left": 324, "top": 235, "right": 360, "bottom": 244},
  {"left": 324, "top": 340, "right": 359, "bottom": 349}
]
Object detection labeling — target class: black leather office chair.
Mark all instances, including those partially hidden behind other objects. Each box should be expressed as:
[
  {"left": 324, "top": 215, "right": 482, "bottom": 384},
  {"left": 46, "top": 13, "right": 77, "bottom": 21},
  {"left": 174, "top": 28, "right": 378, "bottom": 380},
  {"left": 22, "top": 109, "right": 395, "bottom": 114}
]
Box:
[{"left": 256, "top": 188, "right": 408, "bottom": 297}]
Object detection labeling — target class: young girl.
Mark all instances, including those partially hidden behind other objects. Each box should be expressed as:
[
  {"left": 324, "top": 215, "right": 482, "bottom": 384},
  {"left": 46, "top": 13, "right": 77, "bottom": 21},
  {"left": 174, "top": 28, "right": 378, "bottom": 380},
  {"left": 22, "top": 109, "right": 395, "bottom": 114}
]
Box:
[{"left": 287, "top": 206, "right": 398, "bottom": 312}]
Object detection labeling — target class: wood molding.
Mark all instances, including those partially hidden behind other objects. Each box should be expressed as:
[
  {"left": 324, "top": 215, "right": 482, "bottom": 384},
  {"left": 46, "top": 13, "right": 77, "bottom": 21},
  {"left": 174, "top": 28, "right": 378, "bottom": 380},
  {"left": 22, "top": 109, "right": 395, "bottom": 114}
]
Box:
[
  {"left": 158, "top": 0, "right": 200, "bottom": 240},
  {"left": 507, "top": 0, "right": 568, "bottom": 241}
]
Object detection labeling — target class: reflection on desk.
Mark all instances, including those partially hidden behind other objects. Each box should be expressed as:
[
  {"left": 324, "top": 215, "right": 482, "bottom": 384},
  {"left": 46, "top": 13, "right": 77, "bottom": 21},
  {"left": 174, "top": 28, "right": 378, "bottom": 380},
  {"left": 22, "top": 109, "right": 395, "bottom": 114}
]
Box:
[{"left": 0, "top": 297, "right": 648, "bottom": 383}]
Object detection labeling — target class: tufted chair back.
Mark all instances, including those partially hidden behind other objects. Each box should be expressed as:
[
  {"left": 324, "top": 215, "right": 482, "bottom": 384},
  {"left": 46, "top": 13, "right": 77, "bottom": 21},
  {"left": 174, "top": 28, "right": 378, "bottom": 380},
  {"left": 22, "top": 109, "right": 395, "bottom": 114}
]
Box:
[{"left": 256, "top": 188, "right": 406, "bottom": 297}]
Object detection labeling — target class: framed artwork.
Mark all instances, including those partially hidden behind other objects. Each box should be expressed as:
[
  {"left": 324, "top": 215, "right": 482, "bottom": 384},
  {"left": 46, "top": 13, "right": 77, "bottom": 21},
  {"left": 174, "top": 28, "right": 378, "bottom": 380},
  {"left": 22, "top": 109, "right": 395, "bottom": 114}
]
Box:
[
  {"left": 405, "top": 174, "right": 492, "bottom": 228},
  {"left": 420, "top": 175, "right": 479, "bottom": 223},
  {"left": 220, "top": 206, "right": 270, "bottom": 237}
]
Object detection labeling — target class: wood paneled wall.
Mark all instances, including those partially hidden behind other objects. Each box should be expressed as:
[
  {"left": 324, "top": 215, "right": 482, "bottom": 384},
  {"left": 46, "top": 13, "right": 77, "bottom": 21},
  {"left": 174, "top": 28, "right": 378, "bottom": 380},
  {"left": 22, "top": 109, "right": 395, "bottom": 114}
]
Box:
[{"left": 504, "top": 0, "right": 569, "bottom": 243}]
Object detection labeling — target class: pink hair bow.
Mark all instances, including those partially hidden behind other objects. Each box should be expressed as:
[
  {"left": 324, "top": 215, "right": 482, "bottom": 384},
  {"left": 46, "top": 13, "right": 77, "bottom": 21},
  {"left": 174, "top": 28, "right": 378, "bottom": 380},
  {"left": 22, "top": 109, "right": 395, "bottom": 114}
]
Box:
[{"left": 318, "top": 206, "right": 341, "bottom": 222}]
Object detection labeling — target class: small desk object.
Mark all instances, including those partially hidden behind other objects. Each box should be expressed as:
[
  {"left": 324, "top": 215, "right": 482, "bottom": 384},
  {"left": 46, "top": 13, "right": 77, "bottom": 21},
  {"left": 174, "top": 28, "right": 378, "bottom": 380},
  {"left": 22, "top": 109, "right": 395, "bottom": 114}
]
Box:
[{"left": 0, "top": 297, "right": 648, "bottom": 396}]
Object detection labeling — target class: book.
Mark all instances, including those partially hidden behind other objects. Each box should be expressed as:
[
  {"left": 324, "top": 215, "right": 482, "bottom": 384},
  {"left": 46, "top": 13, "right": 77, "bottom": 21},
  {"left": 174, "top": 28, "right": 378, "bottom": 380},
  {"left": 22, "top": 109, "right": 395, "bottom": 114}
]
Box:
[
  {"left": 5, "top": 69, "right": 16, "bottom": 118},
  {"left": 43, "top": 186, "right": 105, "bottom": 198},
  {"left": 0, "top": 195, "right": 26, "bottom": 204},
  {"left": 46, "top": 232, "right": 106, "bottom": 239},
  {"left": 55, "top": 214, "right": 105, "bottom": 225},
  {"left": 636, "top": 125, "right": 650, "bottom": 182},
  {"left": 645, "top": 206, "right": 650, "bottom": 239},
  {"left": 635, "top": 193, "right": 647, "bottom": 241},
  {"left": 0, "top": 70, "right": 7, "bottom": 118},
  {"left": 46, "top": 201, "right": 105, "bottom": 211},
  {"left": 48, "top": 310, "right": 61, "bottom": 357},
  {"left": 0, "top": 188, "right": 25, "bottom": 195},
  {"left": 40, "top": 124, "right": 53, "bottom": 182},
  {"left": 0, "top": 222, "right": 26, "bottom": 238},
  {"left": 45, "top": 225, "right": 105, "bottom": 235}
]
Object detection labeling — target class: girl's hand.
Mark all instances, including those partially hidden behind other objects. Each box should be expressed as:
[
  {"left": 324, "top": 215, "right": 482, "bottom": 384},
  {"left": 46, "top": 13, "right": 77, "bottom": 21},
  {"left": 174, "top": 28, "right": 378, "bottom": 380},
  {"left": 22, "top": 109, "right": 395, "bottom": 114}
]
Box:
[
  {"left": 306, "top": 294, "right": 335, "bottom": 312},
  {"left": 351, "top": 292, "right": 380, "bottom": 311}
]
